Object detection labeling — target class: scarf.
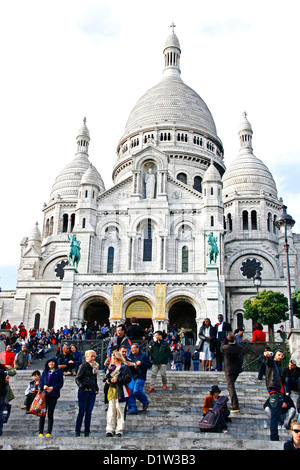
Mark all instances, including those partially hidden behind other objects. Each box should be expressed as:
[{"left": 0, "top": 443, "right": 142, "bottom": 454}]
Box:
[{"left": 107, "top": 364, "right": 121, "bottom": 401}]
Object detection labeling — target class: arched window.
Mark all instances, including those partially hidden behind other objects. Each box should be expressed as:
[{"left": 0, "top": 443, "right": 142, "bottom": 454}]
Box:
[
  {"left": 49, "top": 217, "right": 54, "bottom": 236},
  {"left": 273, "top": 215, "right": 277, "bottom": 234},
  {"left": 227, "top": 213, "right": 233, "bottom": 231},
  {"left": 177, "top": 172, "right": 187, "bottom": 184},
  {"left": 251, "top": 210, "right": 257, "bottom": 230},
  {"left": 193, "top": 176, "right": 202, "bottom": 193},
  {"left": 107, "top": 247, "right": 114, "bottom": 273},
  {"left": 45, "top": 219, "right": 50, "bottom": 237},
  {"left": 34, "top": 313, "right": 40, "bottom": 330},
  {"left": 82, "top": 218, "right": 86, "bottom": 229},
  {"left": 182, "top": 246, "right": 188, "bottom": 272},
  {"left": 143, "top": 220, "right": 152, "bottom": 261},
  {"left": 242, "top": 210, "right": 248, "bottom": 230},
  {"left": 267, "top": 212, "right": 272, "bottom": 232},
  {"left": 62, "top": 214, "right": 68, "bottom": 233},
  {"left": 70, "top": 213, "right": 75, "bottom": 232},
  {"left": 48, "top": 301, "right": 56, "bottom": 330}
]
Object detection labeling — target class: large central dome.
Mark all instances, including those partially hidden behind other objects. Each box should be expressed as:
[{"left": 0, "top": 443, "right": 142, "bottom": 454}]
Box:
[
  {"left": 114, "top": 30, "right": 224, "bottom": 183},
  {"left": 123, "top": 74, "right": 218, "bottom": 138},
  {"left": 122, "top": 31, "right": 218, "bottom": 140}
]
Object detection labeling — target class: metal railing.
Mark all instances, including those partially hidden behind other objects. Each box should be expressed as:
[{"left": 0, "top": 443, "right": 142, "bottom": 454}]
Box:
[
  {"left": 60, "top": 339, "right": 149, "bottom": 368},
  {"left": 240, "top": 341, "right": 290, "bottom": 372}
]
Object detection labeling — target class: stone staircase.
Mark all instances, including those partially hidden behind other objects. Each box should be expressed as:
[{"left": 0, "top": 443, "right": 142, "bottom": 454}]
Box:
[{"left": 0, "top": 366, "right": 291, "bottom": 451}]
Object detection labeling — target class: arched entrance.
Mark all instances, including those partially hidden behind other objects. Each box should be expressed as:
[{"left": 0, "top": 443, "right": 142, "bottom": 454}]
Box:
[
  {"left": 125, "top": 300, "right": 153, "bottom": 330},
  {"left": 84, "top": 300, "right": 110, "bottom": 326},
  {"left": 168, "top": 300, "right": 197, "bottom": 344}
]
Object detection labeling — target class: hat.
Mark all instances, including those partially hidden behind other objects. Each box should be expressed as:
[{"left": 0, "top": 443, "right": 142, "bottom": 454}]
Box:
[
  {"left": 210, "top": 385, "right": 221, "bottom": 394},
  {"left": 289, "top": 359, "right": 297, "bottom": 365}
]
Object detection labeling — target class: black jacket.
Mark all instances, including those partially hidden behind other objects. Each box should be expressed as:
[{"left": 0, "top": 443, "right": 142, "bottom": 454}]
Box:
[
  {"left": 75, "top": 361, "right": 99, "bottom": 392},
  {"left": 221, "top": 341, "right": 243, "bottom": 374},
  {"left": 265, "top": 356, "right": 284, "bottom": 392},
  {"left": 198, "top": 325, "right": 216, "bottom": 352}
]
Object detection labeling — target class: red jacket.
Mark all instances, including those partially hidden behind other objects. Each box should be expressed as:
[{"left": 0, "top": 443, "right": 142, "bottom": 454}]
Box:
[{"left": 252, "top": 330, "right": 266, "bottom": 342}]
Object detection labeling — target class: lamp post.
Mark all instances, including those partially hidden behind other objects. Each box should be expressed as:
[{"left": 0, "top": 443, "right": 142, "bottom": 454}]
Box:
[
  {"left": 275, "top": 205, "right": 295, "bottom": 330},
  {"left": 253, "top": 269, "right": 262, "bottom": 294}
]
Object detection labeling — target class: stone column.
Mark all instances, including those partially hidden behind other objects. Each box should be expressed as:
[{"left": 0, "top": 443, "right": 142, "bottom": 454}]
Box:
[{"left": 288, "top": 328, "right": 300, "bottom": 366}]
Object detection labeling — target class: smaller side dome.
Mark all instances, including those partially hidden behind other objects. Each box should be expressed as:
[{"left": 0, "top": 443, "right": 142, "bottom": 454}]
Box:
[
  {"left": 203, "top": 160, "right": 221, "bottom": 183},
  {"left": 28, "top": 222, "right": 42, "bottom": 242},
  {"left": 80, "top": 163, "right": 105, "bottom": 191}
]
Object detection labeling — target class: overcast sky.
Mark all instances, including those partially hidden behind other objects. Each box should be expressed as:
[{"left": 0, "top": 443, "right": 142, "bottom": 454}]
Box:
[{"left": 1, "top": 0, "right": 300, "bottom": 289}]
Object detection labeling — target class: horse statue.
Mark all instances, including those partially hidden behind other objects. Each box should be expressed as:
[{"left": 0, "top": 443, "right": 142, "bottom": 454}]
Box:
[
  {"left": 205, "top": 232, "right": 219, "bottom": 264},
  {"left": 67, "top": 234, "right": 81, "bottom": 269}
]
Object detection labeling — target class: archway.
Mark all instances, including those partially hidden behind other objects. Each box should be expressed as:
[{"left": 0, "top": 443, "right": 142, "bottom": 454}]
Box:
[
  {"left": 125, "top": 300, "right": 153, "bottom": 330},
  {"left": 168, "top": 301, "right": 197, "bottom": 344},
  {"left": 84, "top": 301, "right": 110, "bottom": 327}
]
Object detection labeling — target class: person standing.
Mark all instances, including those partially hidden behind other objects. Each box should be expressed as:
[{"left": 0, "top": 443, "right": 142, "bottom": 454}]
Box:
[
  {"left": 104, "top": 351, "right": 132, "bottom": 437},
  {"left": 221, "top": 332, "right": 243, "bottom": 413},
  {"left": 198, "top": 318, "right": 216, "bottom": 371},
  {"left": 149, "top": 331, "right": 171, "bottom": 392},
  {"left": 127, "top": 343, "right": 151, "bottom": 414},
  {"left": 264, "top": 349, "right": 286, "bottom": 441},
  {"left": 214, "top": 314, "right": 232, "bottom": 371},
  {"left": 75, "top": 350, "right": 99, "bottom": 437},
  {"left": 106, "top": 324, "right": 132, "bottom": 358},
  {"left": 184, "top": 348, "right": 192, "bottom": 371},
  {"left": 127, "top": 317, "right": 145, "bottom": 341},
  {"left": 38, "top": 357, "right": 64, "bottom": 437}
]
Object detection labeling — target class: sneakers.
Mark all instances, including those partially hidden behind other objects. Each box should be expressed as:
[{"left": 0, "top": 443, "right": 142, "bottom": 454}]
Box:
[
  {"left": 45, "top": 433, "right": 51, "bottom": 438},
  {"left": 106, "top": 432, "right": 113, "bottom": 437},
  {"left": 38, "top": 434, "right": 44, "bottom": 438},
  {"left": 231, "top": 409, "right": 240, "bottom": 413},
  {"left": 149, "top": 387, "right": 156, "bottom": 392},
  {"left": 142, "top": 403, "right": 149, "bottom": 411}
]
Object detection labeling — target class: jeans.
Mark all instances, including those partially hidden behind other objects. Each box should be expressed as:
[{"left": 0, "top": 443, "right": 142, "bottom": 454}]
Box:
[
  {"left": 128, "top": 379, "right": 149, "bottom": 413},
  {"left": 193, "top": 361, "right": 199, "bottom": 371},
  {"left": 285, "top": 377, "right": 300, "bottom": 395},
  {"left": 269, "top": 392, "right": 284, "bottom": 440},
  {"left": 0, "top": 390, "right": 8, "bottom": 435},
  {"left": 75, "top": 389, "right": 97, "bottom": 434},
  {"left": 39, "top": 395, "right": 58, "bottom": 435}
]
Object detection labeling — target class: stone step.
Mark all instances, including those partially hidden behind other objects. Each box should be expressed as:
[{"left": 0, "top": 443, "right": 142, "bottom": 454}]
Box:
[{"left": 1, "top": 369, "right": 291, "bottom": 451}]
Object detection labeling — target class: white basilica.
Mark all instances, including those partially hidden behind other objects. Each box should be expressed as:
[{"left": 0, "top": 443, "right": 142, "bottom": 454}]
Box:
[{"left": 1, "top": 29, "right": 300, "bottom": 339}]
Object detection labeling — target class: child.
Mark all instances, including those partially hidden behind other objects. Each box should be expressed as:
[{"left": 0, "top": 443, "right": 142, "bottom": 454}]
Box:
[{"left": 22, "top": 370, "right": 41, "bottom": 413}]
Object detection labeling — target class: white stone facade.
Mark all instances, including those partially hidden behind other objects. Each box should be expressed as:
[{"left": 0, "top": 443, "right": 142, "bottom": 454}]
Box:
[{"left": 1, "top": 30, "right": 299, "bottom": 338}]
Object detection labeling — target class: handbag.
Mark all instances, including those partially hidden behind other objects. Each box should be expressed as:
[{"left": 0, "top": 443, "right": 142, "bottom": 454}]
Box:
[
  {"left": 29, "top": 391, "right": 47, "bottom": 417},
  {"left": 2, "top": 400, "right": 11, "bottom": 424}
]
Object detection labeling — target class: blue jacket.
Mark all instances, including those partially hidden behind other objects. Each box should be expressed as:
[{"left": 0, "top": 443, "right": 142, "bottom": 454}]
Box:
[
  {"left": 39, "top": 357, "right": 64, "bottom": 398},
  {"left": 127, "top": 350, "right": 152, "bottom": 381}
]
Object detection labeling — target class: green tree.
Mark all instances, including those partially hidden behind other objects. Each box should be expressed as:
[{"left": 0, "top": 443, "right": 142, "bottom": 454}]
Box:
[
  {"left": 243, "top": 289, "right": 289, "bottom": 341},
  {"left": 291, "top": 290, "right": 300, "bottom": 320}
]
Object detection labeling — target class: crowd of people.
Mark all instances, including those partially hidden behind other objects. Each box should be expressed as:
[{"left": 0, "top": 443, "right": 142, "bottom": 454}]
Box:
[{"left": 0, "top": 316, "right": 300, "bottom": 449}]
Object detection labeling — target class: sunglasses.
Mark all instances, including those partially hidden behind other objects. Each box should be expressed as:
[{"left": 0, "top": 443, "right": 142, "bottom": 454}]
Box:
[{"left": 292, "top": 429, "right": 300, "bottom": 434}]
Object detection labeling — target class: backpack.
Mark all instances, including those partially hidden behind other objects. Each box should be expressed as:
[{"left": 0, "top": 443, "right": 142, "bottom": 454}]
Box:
[{"left": 198, "top": 396, "right": 229, "bottom": 432}]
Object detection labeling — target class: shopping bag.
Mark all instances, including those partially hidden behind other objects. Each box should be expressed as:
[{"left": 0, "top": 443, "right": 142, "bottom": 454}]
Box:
[{"left": 29, "top": 391, "right": 46, "bottom": 417}]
